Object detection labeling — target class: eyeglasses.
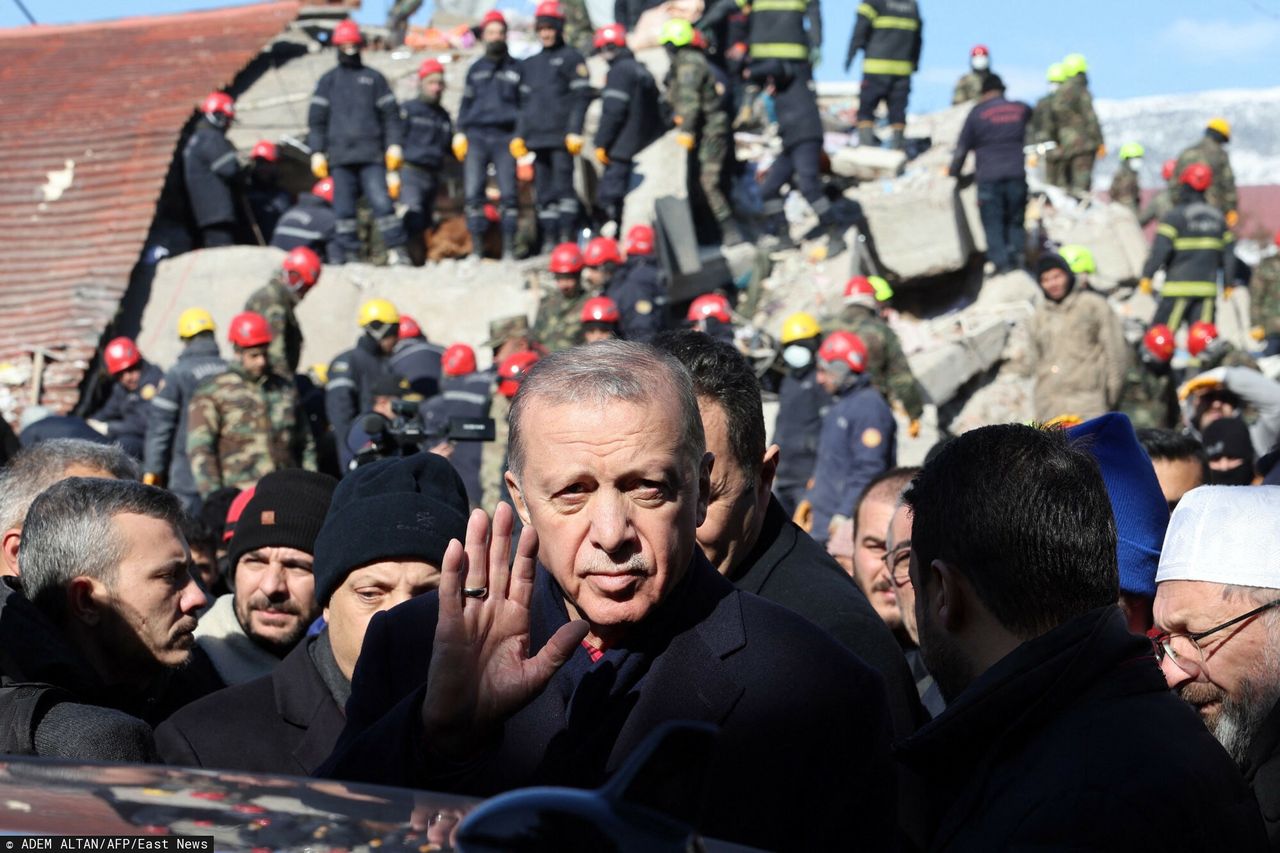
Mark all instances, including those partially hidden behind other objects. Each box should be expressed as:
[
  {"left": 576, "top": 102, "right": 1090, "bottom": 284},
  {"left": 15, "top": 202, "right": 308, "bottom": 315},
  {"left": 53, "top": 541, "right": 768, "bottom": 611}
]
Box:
[
  {"left": 1147, "top": 598, "right": 1280, "bottom": 678},
  {"left": 883, "top": 546, "right": 912, "bottom": 588}
]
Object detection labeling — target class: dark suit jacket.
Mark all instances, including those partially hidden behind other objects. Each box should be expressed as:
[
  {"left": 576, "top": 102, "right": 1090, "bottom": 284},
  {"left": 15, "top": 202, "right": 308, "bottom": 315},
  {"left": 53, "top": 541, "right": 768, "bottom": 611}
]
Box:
[
  {"left": 154, "top": 636, "right": 346, "bottom": 776},
  {"left": 733, "top": 496, "right": 928, "bottom": 736},
  {"left": 322, "top": 556, "right": 897, "bottom": 852}
]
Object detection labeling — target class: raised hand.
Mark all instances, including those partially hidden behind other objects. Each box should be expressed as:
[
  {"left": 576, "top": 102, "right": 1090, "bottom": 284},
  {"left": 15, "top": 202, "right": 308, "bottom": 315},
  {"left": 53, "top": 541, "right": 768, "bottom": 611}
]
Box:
[{"left": 420, "top": 503, "right": 588, "bottom": 761}]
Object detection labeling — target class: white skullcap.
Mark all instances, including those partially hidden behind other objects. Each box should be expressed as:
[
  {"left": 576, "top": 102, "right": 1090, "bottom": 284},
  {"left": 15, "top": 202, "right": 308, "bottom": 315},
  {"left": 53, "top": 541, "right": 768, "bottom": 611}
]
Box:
[{"left": 1156, "top": 485, "right": 1280, "bottom": 588}]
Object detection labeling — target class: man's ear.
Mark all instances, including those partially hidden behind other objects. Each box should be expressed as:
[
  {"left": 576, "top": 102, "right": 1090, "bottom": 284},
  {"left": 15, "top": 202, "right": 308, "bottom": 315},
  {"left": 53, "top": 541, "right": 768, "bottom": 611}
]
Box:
[
  {"left": 505, "top": 471, "right": 533, "bottom": 527},
  {"left": 66, "top": 577, "right": 104, "bottom": 626},
  {"left": 931, "top": 560, "right": 966, "bottom": 633},
  {"left": 759, "top": 444, "right": 781, "bottom": 498},
  {"left": 695, "top": 451, "right": 714, "bottom": 528},
  {"left": 1, "top": 528, "right": 20, "bottom": 577}
]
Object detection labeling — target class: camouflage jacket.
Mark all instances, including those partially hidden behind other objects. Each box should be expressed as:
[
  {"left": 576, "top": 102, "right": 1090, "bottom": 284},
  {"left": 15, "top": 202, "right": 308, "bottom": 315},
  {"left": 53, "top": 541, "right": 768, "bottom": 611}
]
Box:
[
  {"left": 186, "top": 364, "right": 315, "bottom": 498},
  {"left": 828, "top": 305, "right": 925, "bottom": 420},
  {"left": 952, "top": 71, "right": 986, "bottom": 105},
  {"left": 1252, "top": 255, "right": 1280, "bottom": 338},
  {"left": 1117, "top": 360, "right": 1178, "bottom": 430},
  {"left": 1109, "top": 162, "right": 1140, "bottom": 213},
  {"left": 244, "top": 275, "right": 303, "bottom": 379},
  {"left": 1028, "top": 91, "right": 1057, "bottom": 146},
  {"left": 1139, "top": 187, "right": 1173, "bottom": 227},
  {"left": 1174, "top": 135, "right": 1237, "bottom": 215},
  {"left": 480, "top": 389, "right": 511, "bottom": 512},
  {"left": 560, "top": 0, "right": 595, "bottom": 56},
  {"left": 533, "top": 287, "right": 589, "bottom": 353},
  {"left": 1047, "top": 76, "right": 1102, "bottom": 159},
  {"left": 665, "top": 47, "right": 729, "bottom": 140}
]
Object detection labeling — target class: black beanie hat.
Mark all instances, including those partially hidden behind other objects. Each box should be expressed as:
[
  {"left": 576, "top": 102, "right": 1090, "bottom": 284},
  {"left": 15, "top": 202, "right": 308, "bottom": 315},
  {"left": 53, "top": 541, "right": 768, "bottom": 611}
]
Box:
[
  {"left": 1035, "top": 252, "right": 1076, "bottom": 298},
  {"left": 227, "top": 470, "right": 338, "bottom": 571},
  {"left": 312, "top": 452, "right": 471, "bottom": 606},
  {"left": 1203, "top": 416, "right": 1255, "bottom": 463}
]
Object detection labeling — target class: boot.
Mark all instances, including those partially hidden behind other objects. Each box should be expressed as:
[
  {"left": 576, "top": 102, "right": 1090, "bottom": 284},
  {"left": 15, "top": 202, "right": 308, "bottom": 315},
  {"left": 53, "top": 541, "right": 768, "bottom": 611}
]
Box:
[
  {"left": 889, "top": 127, "right": 905, "bottom": 151},
  {"left": 502, "top": 232, "right": 517, "bottom": 261},
  {"left": 470, "top": 232, "right": 485, "bottom": 259},
  {"left": 858, "top": 125, "right": 879, "bottom": 147}
]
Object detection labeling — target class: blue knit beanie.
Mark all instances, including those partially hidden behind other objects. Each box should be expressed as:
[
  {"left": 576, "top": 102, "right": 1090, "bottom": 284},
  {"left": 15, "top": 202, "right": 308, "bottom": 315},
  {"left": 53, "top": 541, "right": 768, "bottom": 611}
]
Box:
[{"left": 1068, "top": 413, "right": 1169, "bottom": 598}]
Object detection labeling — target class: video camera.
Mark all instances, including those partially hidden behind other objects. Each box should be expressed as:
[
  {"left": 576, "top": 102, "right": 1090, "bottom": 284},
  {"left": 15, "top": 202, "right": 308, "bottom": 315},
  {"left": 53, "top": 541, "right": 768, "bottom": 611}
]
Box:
[{"left": 352, "top": 398, "right": 495, "bottom": 469}]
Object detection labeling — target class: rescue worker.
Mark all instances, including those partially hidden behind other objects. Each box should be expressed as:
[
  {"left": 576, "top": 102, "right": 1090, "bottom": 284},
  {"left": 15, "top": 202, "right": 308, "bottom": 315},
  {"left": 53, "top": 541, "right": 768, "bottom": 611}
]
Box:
[
  {"left": 1046, "top": 53, "right": 1103, "bottom": 195},
  {"left": 245, "top": 141, "right": 291, "bottom": 244},
  {"left": 244, "top": 246, "right": 322, "bottom": 380},
  {"left": 593, "top": 24, "right": 664, "bottom": 231},
  {"left": 687, "top": 291, "right": 735, "bottom": 344},
  {"left": 1140, "top": 159, "right": 1179, "bottom": 226},
  {"left": 700, "top": 0, "right": 822, "bottom": 119},
  {"left": 754, "top": 58, "right": 830, "bottom": 247},
  {"left": 772, "top": 311, "right": 829, "bottom": 517},
  {"left": 143, "top": 309, "right": 227, "bottom": 510},
  {"left": 661, "top": 19, "right": 743, "bottom": 245},
  {"left": 326, "top": 299, "right": 401, "bottom": 471},
  {"left": 183, "top": 92, "right": 241, "bottom": 248},
  {"left": 271, "top": 178, "right": 342, "bottom": 263},
  {"left": 88, "top": 337, "right": 163, "bottom": 461},
  {"left": 1141, "top": 163, "right": 1235, "bottom": 335},
  {"left": 454, "top": 11, "right": 522, "bottom": 259},
  {"left": 187, "top": 312, "right": 315, "bottom": 498},
  {"left": 390, "top": 314, "right": 445, "bottom": 399},
  {"left": 1117, "top": 323, "right": 1179, "bottom": 430},
  {"left": 533, "top": 243, "right": 590, "bottom": 352},
  {"left": 581, "top": 296, "right": 622, "bottom": 341},
  {"left": 1028, "top": 63, "right": 1066, "bottom": 188},
  {"left": 420, "top": 343, "right": 490, "bottom": 507},
  {"left": 593, "top": 229, "right": 663, "bottom": 343},
  {"left": 951, "top": 44, "right": 991, "bottom": 105},
  {"left": 582, "top": 236, "right": 623, "bottom": 295},
  {"left": 829, "top": 275, "right": 924, "bottom": 436},
  {"left": 1251, "top": 230, "right": 1280, "bottom": 356},
  {"left": 478, "top": 327, "right": 536, "bottom": 510},
  {"left": 308, "top": 19, "right": 409, "bottom": 266},
  {"left": 1110, "top": 142, "right": 1144, "bottom": 214},
  {"left": 514, "top": 2, "right": 594, "bottom": 250},
  {"left": 1028, "top": 252, "right": 1129, "bottom": 423},
  {"left": 846, "top": 0, "right": 922, "bottom": 150},
  {"left": 805, "top": 330, "right": 896, "bottom": 544},
  {"left": 1173, "top": 118, "right": 1238, "bottom": 225},
  {"left": 399, "top": 59, "right": 454, "bottom": 266}
]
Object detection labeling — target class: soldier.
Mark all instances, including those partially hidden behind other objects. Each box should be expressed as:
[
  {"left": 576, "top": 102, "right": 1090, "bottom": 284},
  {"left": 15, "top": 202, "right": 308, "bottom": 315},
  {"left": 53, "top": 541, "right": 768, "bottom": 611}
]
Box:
[
  {"left": 1117, "top": 324, "right": 1179, "bottom": 430},
  {"left": 804, "top": 330, "right": 896, "bottom": 544},
  {"left": 952, "top": 44, "right": 991, "bottom": 105},
  {"left": 1140, "top": 159, "right": 1179, "bottom": 227},
  {"left": 1028, "top": 63, "right": 1065, "bottom": 188},
  {"left": 1046, "top": 53, "right": 1103, "bottom": 195},
  {"left": 533, "top": 243, "right": 591, "bottom": 352},
  {"left": 1251, "top": 230, "right": 1280, "bottom": 356},
  {"left": 581, "top": 296, "right": 622, "bottom": 342},
  {"left": 828, "top": 276, "right": 924, "bottom": 436},
  {"left": 183, "top": 92, "right": 240, "bottom": 248},
  {"left": 772, "top": 312, "right": 829, "bottom": 517},
  {"left": 1141, "top": 164, "right": 1235, "bottom": 335},
  {"left": 244, "top": 247, "right": 322, "bottom": 380},
  {"left": 846, "top": 0, "right": 922, "bottom": 150},
  {"left": 477, "top": 320, "right": 537, "bottom": 510},
  {"left": 592, "top": 24, "right": 664, "bottom": 232},
  {"left": 326, "top": 299, "right": 401, "bottom": 471},
  {"left": 420, "top": 344, "right": 490, "bottom": 507},
  {"left": 1109, "top": 142, "right": 1144, "bottom": 214},
  {"left": 605, "top": 224, "right": 667, "bottom": 344},
  {"left": 661, "top": 19, "right": 742, "bottom": 245},
  {"left": 390, "top": 314, "right": 445, "bottom": 399},
  {"left": 454, "top": 11, "right": 522, "bottom": 259},
  {"left": 1173, "top": 118, "right": 1238, "bottom": 226},
  {"left": 307, "top": 19, "right": 409, "bottom": 266},
  {"left": 559, "top": 0, "right": 595, "bottom": 56},
  {"left": 512, "top": 2, "right": 594, "bottom": 250},
  {"left": 88, "top": 337, "right": 164, "bottom": 461},
  {"left": 143, "top": 309, "right": 227, "bottom": 510},
  {"left": 186, "top": 312, "right": 315, "bottom": 499},
  {"left": 400, "top": 59, "right": 454, "bottom": 266},
  {"left": 271, "top": 179, "right": 341, "bottom": 263}
]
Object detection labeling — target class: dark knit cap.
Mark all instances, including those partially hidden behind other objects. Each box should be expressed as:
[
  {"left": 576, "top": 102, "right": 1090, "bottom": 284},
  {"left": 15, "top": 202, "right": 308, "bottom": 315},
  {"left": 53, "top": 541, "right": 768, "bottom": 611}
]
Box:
[
  {"left": 227, "top": 470, "right": 338, "bottom": 571},
  {"left": 312, "top": 452, "right": 471, "bottom": 605},
  {"left": 1203, "top": 416, "right": 1255, "bottom": 463},
  {"left": 1035, "top": 252, "right": 1076, "bottom": 296},
  {"left": 981, "top": 73, "right": 1005, "bottom": 94}
]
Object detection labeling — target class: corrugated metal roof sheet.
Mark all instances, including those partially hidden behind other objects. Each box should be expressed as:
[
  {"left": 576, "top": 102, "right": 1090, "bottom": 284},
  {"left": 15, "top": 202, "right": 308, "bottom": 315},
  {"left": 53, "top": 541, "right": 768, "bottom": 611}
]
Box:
[{"left": 0, "top": 1, "right": 299, "bottom": 421}]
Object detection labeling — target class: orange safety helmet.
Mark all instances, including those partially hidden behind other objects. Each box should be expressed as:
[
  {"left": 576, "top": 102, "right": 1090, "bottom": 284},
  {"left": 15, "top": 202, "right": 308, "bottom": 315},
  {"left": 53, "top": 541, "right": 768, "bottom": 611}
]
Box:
[
  {"left": 442, "top": 343, "right": 477, "bottom": 377},
  {"left": 687, "top": 293, "right": 732, "bottom": 324},
  {"left": 281, "top": 247, "right": 322, "bottom": 292},
  {"left": 228, "top": 311, "right": 273, "bottom": 348},
  {"left": 103, "top": 337, "right": 142, "bottom": 375},
  {"left": 332, "top": 19, "right": 363, "bottom": 47},
  {"left": 1180, "top": 163, "right": 1213, "bottom": 192},
  {"left": 1142, "top": 324, "right": 1175, "bottom": 363},
  {"left": 581, "top": 296, "right": 621, "bottom": 324},
  {"left": 1187, "top": 321, "right": 1219, "bottom": 357},
  {"left": 625, "top": 224, "right": 654, "bottom": 256},
  {"left": 583, "top": 236, "right": 623, "bottom": 267},
  {"left": 817, "top": 331, "right": 869, "bottom": 374},
  {"left": 595, "top": 24, "right": 627, "bottom": 49},
  {"left": 312, "top": 177, "right": 335, "bottom": 204},
  {"left": 397, "top": 314, "right": 423, "bottom": 340},
  {"left": 498, "top": 350, "right": 540, "bottom": 398},
  {"left": 549, "top": 242, "right": 585, "bottom": 274}
]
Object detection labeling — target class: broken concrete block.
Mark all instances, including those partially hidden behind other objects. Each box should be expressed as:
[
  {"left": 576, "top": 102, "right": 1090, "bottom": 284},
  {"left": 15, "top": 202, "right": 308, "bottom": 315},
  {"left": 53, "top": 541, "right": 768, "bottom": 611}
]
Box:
[
  {"left": 830, "top": 146, "right": 907, "bottom": 181},
  {"left": 1044, "top": 201, "right": 1148, "bottom": 293},
  {"left": 851, "top": 175, "right": 974, "bottom": 280},
  {"left": 906, "top": 318, "right": 1009, "bottom": 405},
  {"left": 958, "top": 181, "right": 987, "bottom": 254}
]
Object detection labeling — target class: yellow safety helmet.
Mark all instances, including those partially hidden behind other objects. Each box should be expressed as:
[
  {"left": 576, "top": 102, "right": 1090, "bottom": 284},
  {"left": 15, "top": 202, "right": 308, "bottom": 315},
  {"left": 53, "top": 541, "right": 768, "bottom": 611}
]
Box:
[
  {"left": 1061, "top": 53, "right": 1088, "bottom": 78},
  {"left": 309, "top": 362, "right": 329, "bottom": 385},
  {"left": 1058, "top": 244, "right": 1096, "bottom": 275},
  {"left": 358, "top": 298, "right": 400, "bottom": 327},
  {"left": 1046, "top": 63, "right": 1066, "bottom": 84},
  {"left": 177, "top": 307, "right": 215, "bottom": 339},
  {"left": 1042, "top": 413, "right": 1084, "bottom": 430},
  {"left": 780, "top": 312, "right": 822, "bottom": 345},
  {"left": 659, "top": 18, "right": 694, "bottom": 48},
  {"left": 1207, "top": 117, "right": 1231, "bottom": 141}
]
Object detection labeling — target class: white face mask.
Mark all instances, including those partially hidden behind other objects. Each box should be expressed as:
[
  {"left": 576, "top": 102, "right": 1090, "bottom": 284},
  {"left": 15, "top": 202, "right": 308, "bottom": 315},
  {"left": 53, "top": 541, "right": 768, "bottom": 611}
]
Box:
[
  {"left": 783, "top": 345, "right": 813, "bottom": 369},
  {"left": 1128, "top": 157, "right": 1144, "bottom": 173},
  {"left": 971, "top": 55, "right": 990, "bottom": 72}
]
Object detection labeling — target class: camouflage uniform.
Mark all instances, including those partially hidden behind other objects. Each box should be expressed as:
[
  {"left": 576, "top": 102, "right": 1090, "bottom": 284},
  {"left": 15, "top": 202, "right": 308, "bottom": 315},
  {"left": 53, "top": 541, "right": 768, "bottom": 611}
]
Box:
[
  {"left": 533, "top": 286, "right": 590, "bottom": 353},
  {"left": 480, "top": 390, "right": 511, "bottom": 512},
  {"left": 951, "top": 71, "right": 986, "bottom": 105},
  {"left": 1046, "top": 75, "right": 1102, "bottom": 194},
  {"left": 1109, "top": 161, "right": 1140, "bottom": 214},
  {"left": 828, "top": 304, "right": 925, "bottom": 420},
  {"left": 1252, "top": 255, "right": 1280, "bottom": 343},
  {"left": 1139, "top": 187, "right": 1173, "bottom": 227},
  {"left": 560, "top": 0, "right": 595, "bottom": 57},
  {"left": 1117, "top": 361, "right": 1178, "bottom": 430},
  {"left": 1173, "top": 133, "right": 1237, "bottom": 216},
  {"left": 1028, "top": 90, "right": 1063, "bottom": 188},
  {"left": 244, "top": 273, "right": 303, "bottom": 379},
  {"left": 665, "top": 46, "right": 733, "bottom": 224},
  {"left": 186, "top": 364, "right": 316, "bottom": 498}
]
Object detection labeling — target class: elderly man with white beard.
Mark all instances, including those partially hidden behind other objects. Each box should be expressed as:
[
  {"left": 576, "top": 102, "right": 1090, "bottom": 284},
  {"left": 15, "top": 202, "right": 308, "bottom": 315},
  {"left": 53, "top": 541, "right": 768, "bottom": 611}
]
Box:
[{"left": 1153, "top": 485, "right": 1280, "bottom": 847}]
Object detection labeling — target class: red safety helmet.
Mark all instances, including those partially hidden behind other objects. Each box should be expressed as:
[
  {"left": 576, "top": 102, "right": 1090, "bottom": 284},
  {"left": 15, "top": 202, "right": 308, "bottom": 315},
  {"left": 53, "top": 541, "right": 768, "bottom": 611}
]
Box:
[
  {"left": 103, "top": 337, "right": 141, "bottom": 375},
  {"left": 625, "top": 224, "right": 654, "bottom": 257},
  {"left": 281, "top": 246, "right": 322, "bottom": 292},
  {"left": 844, "top": 275, "right": 876, "bottom": 301},
  {"left": 418, "top": 58, "right": 445, "bottom": 79},
  {"left": 594, "top": 24, "right": 627, "bottom": 49},
  {"left": 1161, "top": 159, "right": 1177, "bottom": 181},
  {"left": 549, "top": 242, "right": 585, "bottom": 274},
  {"left": 1188, "top": 321, "right": 1219, "bottom": 357},
  {"left": 1180, "top": 163, "right": 1213, "bottom": 192},
  {"left": 228, "top": 311, "right": 273, "bottom": 348},
  {"left": 398, "top": 314, "right": 422, "bottom": 340},
  {"left": 1274, "top": 229, "right": 1280, "bottom": 249},
  {"left": 312, "top": 177, "right": 334, "bottom": 204},
  {"left": 201, "top": 92, "right": 235, "bottom": 120},
  {"left": 581, "top": 296, "right": 621, "bottom": 324},
  {"left": 479, "top": 9, "right": 507, "bottom": 28},
  {"left": 534, "top": 1, "right": 565, "bottom": 20},
  {"left": 971, "top": 44, "right": 990, "bottom": 57},
  {"left": 332, "top": 19, "right": 363, "bottom": 47},
  {"left": 498, "top": 350, "right": 540, "bottom": 398},
  {"left": 442, "top": 343, "right": 477, "bottom": 377},
  {"left": 583, "top": 236, "right": 623, "bottom": 267},
  {"left": 250, "top": 140, "right": 277, "bottom": 162},
  {"left": 817, "top": 331, "right": 868, "bottom": 374},
  {"left": 1142, "top": 324, "right": 1175, "bottom": 363},
  {"left": 687, "top": 293, "right": 732, "bottom": 324}
]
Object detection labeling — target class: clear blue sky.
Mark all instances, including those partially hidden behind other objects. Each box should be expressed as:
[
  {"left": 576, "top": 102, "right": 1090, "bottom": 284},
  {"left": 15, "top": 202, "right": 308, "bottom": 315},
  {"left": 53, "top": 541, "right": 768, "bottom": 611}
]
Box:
[{"left": 6, "top": 1, "right": 1280, "bottom": 110}]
